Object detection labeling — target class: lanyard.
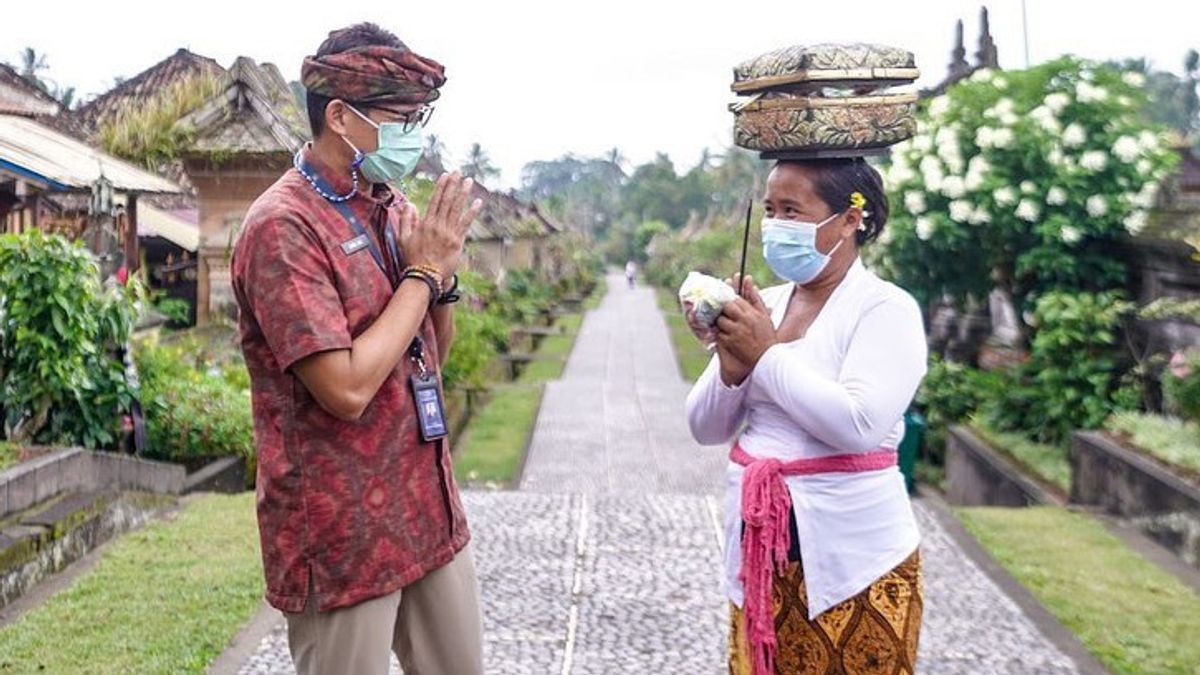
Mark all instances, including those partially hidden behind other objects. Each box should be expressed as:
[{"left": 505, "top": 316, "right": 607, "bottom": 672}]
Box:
[
  {"left": 297, "top": 156, "right": 431, "bottom": 369},
  {"left": 298, "top": 156, "right": 402, "bottom": 289},
  {"left": 331, "top": 200, "right": 402, "bottom": 289}
]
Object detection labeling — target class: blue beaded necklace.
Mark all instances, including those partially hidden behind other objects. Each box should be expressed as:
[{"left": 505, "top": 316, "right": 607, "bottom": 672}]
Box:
[{"left": 293, "top": 149, "right": 360, "bottom": 203}]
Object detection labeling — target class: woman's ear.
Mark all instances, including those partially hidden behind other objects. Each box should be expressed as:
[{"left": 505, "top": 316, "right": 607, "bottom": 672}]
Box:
[{"left": 841, "top": 207, "right": 864, "bottom": 238}]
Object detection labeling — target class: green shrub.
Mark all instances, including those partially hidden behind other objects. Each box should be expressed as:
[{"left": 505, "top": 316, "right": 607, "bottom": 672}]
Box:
[
  {"left": 916, "top": 356, "right": 1004, "bottom": 462},
  {"left": 136, "top": 342, "right": 255, "bottom": 480},
  {"left": 0, "top": 231, "right": 141, "bottom": 449},
  {"left": 443, "top": 310, "right": 508, "bottom": 390},
  {"left": 983, "top": 291, "right": 1133, "bottom": 444},
  {"left": 1162, "top": 348, "right": 1200, "bottom": 424},
  {"left": 153, "top": 294, "right": 192, "bottom": 327},
  {"left": 878, "top": 58, "right": 1177, "bottom": 315}
]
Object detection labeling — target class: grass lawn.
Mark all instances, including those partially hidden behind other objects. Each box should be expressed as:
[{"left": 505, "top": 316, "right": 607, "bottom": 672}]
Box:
[
  {"left": 1107, "top": 410, "right": 1200, "bottom": 474},
  {"left": 452, "top": 382, "right": 544, "bottom": 486},
  {"left": 958, "top": 506, "right": 1200, "bottom": 674},
  {"left": 656, "top": 288, "right": 712, "bottom": 382},
  {"left": 971, "top": 422, "right": 1071, "bottom": 494},
  {"left": 0, "top": 442, "right": 19, "bottom": 472},
  {"left": 453, "top": 311, "right": 584, "bottom": 486},
  {"left": 0, "top": 493, "right": 262, "bottom": 674}
]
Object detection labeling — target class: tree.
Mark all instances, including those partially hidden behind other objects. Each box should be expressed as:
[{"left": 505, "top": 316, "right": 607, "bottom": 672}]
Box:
[
  {"left": 16, "top": 47, "right": 76, "bottom": 110},
  {"left": 460, "top": 142, "right": 500, "bottom": 185},
  {"left": 1108, "top": 51, "right": 1200, "bottom": 149},
  {"left": 877, "top": 58, "right": 1178, "bottom": 326},
  {"left": 19, "top": 47, "right": 48, "bottom": 85},
  {"left": 520, "top": 153, "right": 626, "bottom": 236}
]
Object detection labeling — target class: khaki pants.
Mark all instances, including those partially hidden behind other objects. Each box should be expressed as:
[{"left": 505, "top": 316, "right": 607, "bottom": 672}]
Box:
[{"left": 285, "top": 547, "right": 483, "bottom": 675}]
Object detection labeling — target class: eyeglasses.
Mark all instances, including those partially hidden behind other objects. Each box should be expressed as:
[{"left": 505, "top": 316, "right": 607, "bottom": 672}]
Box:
[
  {"left": 349, "top": 102, "right": 435, "bottom": 134},
  {"left": 374, "top": 104, "right": 434, "bottom": 133}
]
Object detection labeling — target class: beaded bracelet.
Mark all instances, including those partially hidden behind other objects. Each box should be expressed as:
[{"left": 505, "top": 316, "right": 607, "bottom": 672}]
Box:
[
  {"left": 401, "top": 267, "right": 443, "bottom": 304},
  {"left": 407, "top": 264, "right": 444, "bottom": 283}
]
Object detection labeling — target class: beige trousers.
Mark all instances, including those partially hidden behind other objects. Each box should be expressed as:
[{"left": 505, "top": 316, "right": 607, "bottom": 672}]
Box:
[{"left": 285, "top": 547, "right": 483, "bottom": 675}]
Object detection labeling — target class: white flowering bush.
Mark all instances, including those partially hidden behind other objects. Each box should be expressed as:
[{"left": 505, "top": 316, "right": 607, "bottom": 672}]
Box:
[{"left": 876, "top": 58, "right": 1178, "bottom": 312}]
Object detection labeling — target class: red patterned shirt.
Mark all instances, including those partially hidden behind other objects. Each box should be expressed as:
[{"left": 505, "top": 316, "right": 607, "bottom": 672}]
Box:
[{"left": 231, "top": 145, "right": 469, "bottom": 613}]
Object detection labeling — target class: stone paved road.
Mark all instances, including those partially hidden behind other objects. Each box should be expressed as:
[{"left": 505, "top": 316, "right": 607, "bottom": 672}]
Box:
[{"left": 237, "top": 274, "right": 1083, "bottom": 674}]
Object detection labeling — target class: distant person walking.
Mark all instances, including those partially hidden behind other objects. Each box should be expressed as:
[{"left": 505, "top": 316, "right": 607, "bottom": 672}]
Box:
[{"left": 625, "top": 260, "right": 637, "bottom": 288}]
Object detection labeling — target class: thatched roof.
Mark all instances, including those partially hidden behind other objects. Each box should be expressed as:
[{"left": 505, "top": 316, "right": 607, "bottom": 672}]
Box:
[
  {"left": 69, "top": 49, "right": 224, "bottom": 138},
  {"left": 465, "top": 183, "right": 562, "bottom": 242},
  {"left": 0, "top": 63, "right": 60, "bottom": 117},
  {"left": 177, "top": 57, "right": 307, "bottom": 156}
]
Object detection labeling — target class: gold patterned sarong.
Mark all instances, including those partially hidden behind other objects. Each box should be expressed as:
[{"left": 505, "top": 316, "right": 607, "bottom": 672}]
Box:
[{"left": 730, "top": 551, "right": 923, "bottom": 675}]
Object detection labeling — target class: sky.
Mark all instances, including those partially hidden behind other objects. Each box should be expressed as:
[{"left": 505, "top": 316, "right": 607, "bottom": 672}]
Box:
[{"left": 6, "top": 0, "right": 1198, "bottom": 188}]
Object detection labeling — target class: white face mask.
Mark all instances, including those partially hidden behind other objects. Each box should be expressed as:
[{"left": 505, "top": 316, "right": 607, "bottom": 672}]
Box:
[{"left": 760, "top": 212, "right": 845, "bottom": 284}]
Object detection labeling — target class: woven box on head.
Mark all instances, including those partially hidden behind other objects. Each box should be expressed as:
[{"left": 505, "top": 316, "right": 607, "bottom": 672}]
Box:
[{"left": 730, "top": 43, "right": 920, "bottom": 160}]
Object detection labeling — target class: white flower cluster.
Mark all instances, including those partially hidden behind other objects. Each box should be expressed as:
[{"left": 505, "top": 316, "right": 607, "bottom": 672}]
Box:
[
  {"left": 886, "top": 64, "right": 1172, "bottom": 248},
  {"left": 1076, "top": 81, "right": 1109, "bottom": 103},
  {"left": 1063, "top": 123, "right": 1087, "bottom": 147},
  {"left": 975, "top": 126, "right": 1015, "bottom": 149},
  {"left": 915, "top": 216, "right": 935, "bottom": 241}
]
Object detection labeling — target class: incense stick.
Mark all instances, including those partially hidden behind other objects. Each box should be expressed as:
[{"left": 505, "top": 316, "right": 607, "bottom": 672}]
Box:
[{"left": 736, "top": 199, "right": 752, "bottom": 297}]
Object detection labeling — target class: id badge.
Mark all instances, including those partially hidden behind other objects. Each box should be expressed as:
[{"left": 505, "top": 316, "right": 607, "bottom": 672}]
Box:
[{"left": 410, "top": 373, "right": 448, "bottom": 442}]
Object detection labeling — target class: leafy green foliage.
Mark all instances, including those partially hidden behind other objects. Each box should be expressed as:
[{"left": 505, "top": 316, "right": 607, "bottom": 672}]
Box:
[
  {"left": 982, "top": 291, "right": 1134, "bottom": 444},
  {"left": 1162, "top": 349, "right": 1200, "bottom": 424},
  {"left": 0, "top": 440, "right": 20, "bottom": 472},
  {"left": 972, "top": 422, "right": 1071, "bottom": 493},
  {"left": 1139, "top": 297, "right": 1200, "bottom": 324},
  {"left": 877, "top": 58, "right": 1178, "bottom": 315},
  {"left": 152, "top": 294, "right": 192, "bottom": 327},
  {"left": 135, "top": 340, "right": 254, "bottom": 478},
  {"left": 442, "top": 308, "right": 508, "bottom": 391},
  {"left": 0, "top": 231, "right": 141, "bottom": 448},
  {"left": 642, "top": 214, "right": 778, "bottom": 292},
  {"left": 915, "top": 356, "right": 1004, "bottom": 461}
]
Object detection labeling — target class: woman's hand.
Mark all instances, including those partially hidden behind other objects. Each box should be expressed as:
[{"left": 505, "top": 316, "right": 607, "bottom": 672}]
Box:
[
  {"left": 726, "top": 274, "right": 770, "bottom": 315},
  {"left": 681, "top": 300, "right": 716, "bottom": 345},
  {"left": 716, "top": 295, "right": 778, "bottom": 375}
]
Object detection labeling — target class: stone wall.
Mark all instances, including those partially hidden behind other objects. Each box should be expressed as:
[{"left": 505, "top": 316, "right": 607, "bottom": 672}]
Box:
[{"left": 945, "top": 426, "right": 1061, "bottom": 507}]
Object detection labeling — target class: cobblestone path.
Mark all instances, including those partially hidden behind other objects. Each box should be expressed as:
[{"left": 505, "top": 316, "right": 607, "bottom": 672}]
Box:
[{"left": 238, "top": 275, "right": 1082, "bottom": 674}]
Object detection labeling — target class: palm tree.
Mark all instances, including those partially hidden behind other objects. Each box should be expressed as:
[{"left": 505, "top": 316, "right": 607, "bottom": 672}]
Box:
[
  {"left": 461, "top": 142, "right": 500, "bottom": 184},
  {"left": 55, "top": 86, "right": 75, "bottom": 110},
  {"left": 606, "top": 147, "right": 626, "bottom": 170},
  {"left": 19, "top": 47, "right": 48, "bottom": 85}
]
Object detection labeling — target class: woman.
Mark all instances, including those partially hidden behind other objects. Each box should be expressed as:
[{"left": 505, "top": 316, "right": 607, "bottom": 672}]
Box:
[{"left": 685, "top": 158, "right": 926, "bottom": 675}]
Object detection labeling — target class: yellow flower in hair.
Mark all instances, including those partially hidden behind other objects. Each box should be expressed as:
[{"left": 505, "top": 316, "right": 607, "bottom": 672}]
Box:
[{"left": 849, "top": 192, "right": 867, "bottom": 210}]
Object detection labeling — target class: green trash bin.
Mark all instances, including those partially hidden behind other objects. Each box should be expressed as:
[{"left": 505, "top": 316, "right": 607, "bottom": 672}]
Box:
[{"left": 898, "top": 410, "right": 925, "bottom": 494}]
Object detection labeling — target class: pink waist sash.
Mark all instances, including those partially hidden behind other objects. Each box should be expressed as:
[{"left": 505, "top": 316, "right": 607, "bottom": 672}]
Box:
[{"left": 729, "top": 442, "right": 897, "bottom": 675}]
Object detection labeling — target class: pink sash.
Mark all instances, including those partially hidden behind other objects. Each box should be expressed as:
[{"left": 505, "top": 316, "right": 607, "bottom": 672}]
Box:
[{"left": 730, "top": 443, "right": 897, "bottom": 675}]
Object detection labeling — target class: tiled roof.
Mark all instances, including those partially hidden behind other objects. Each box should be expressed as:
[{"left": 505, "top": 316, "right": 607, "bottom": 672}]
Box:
[{"left": 0, "top": 62, "right": 60, "bottom": 117}]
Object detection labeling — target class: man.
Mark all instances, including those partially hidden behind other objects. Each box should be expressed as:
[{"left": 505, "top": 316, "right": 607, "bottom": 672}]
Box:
[{"left": 231, "top": 23, "right": 484, "bottom": 675}]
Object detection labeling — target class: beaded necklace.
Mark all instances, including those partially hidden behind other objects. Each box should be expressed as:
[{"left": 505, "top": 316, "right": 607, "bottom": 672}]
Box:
[{"left": 293, "top": 149, "right": 359, "bottom": 202}]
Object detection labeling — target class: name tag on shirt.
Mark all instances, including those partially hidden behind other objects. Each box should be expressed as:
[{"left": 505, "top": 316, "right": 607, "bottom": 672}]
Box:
[{"left": 340, "top": 234, "right": 370, "bottom": 256}]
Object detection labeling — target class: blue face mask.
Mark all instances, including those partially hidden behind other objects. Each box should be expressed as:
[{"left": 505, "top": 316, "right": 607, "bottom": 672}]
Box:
[
  {"left": 761, "top": 212, "right": 845, "bottom": 284},
  {"left": 343, "top": 106, "right": 424, "bottom": 185}
]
